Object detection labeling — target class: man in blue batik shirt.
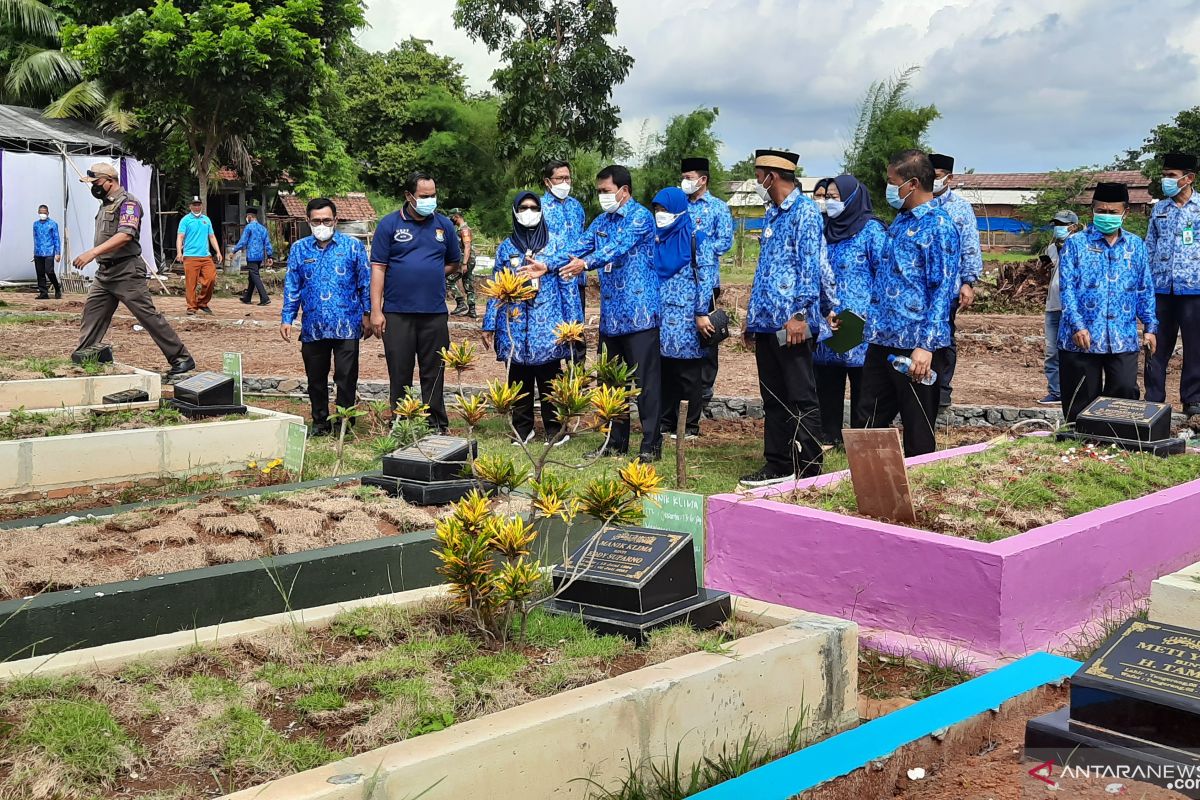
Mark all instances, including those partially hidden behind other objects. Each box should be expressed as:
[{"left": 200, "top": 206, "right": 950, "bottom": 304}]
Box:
[
  {"left": 533, "top": 164, "right": 663, "bottom": 460},
  {"left": 738, "top": 149, "right": 829, "bottom": 487},
  {"left": 232, "top": 207, "right": 274, "bottom": 306},
  {"left": 1058, "top": 182, "right": 1158, "bottom": 423},
  {"left": 541, "top": 159, "right": 588, "bottom": 361},
  {"left": 1143, "top": 152, "right": 1200, "bottom": 416},
  {"left": 928, "top": 153, "right": 979, "bottom": 410},
  {"left": 281, "top": 198, "right": 372, "bottom": 436},
  {"left": 859, "top": 150, "right": 960, "bottom": 458},
  {"left": 32, "top": 204, "right": 62, "bottom": 299},
  {"left": 681, "top": 156, "right": 735, "bottom": 420}
]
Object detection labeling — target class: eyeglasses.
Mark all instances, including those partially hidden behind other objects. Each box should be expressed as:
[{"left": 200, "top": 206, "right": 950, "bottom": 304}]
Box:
[
  {"left": 517, "top": 205, "right": 539, "bottom": 211},
  {"left": 308, "top": 218, "right": 335, "bottom": 226}
]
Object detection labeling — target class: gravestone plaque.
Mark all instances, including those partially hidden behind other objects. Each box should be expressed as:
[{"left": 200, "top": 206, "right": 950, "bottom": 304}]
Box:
[
  {"left": 71, "top": 344, "right": 112, "bottom": 364},
  {"left": 1026, "top": 619, "right": 1200, "bottom": 796},
  {"left": 170, "top": 371, "right": 247, "bottom": 418},
  {"left": 383, "top": 435, "right": 476, "bottom": 482},
  {"left": 222, "top": 352, "right": 243, "bottom": 405},
  {"left": 1064, "top": 397, "right": 1184, "bottom": 456},
  {"left": 545, "top": 525, "right": 731, "bottom": 642},
  {"left": 642, "top": 490, "right": 706, "bottom": 583},
  {"left": 283, "top": 422, "right": 307, "bottom": 478},
  {"left": 102, "top": 389, "right": 150, "bottom": 405},
  {"left": 842, "top": 428, "right": 916, "bottom": 523}
]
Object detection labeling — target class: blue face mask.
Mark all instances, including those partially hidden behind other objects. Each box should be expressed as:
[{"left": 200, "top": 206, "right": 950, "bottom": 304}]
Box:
[
  {"left": 885, "top": 181, "right": 908, "bottom": 210},
  {"left": 1053, "top": 225, "right": 1069, "bottom": 240},
  {"left": 414, "top": 197, "right": 438, "bottom": 217},
  {"left": 1093, "top": 212, "right": 1123, "bottom": 234},
  {"left": 1162, "top": 177, "right": 1181, "bottom": 198},
  {"left": 825, "top": 199, "right": 846, "bottom": 218}
]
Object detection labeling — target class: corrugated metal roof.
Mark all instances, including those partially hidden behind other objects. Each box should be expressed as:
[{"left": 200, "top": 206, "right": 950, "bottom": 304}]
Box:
[
  {"left": 0, "top": 104, "right": 122, "bottom": 149},
  {"left": 275, "top": 192, "right": 377, "bottom": 221}
]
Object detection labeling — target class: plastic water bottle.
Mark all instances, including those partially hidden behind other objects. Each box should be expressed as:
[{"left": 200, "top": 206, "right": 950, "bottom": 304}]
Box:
[{"left": 888, "top": 354, "right": 938, "bottom": 385}]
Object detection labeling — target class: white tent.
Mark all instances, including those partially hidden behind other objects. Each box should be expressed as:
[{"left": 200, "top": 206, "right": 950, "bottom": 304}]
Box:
[{"left": 0, "top": 105, "right": 156, "bottom": 281}]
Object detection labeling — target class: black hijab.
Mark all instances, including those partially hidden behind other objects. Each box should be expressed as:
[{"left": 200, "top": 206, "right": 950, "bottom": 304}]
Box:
[
  {"left": 823, "top": 174, "right": 880, "bottom": 244},
  {"left": 509, "top": 191, "right": 549, "bottom": 254}
]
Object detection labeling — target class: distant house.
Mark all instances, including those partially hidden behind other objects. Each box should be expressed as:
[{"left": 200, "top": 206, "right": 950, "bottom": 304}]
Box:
[
  {"left": 951, "top": 170, "right": 1152, "bottom": 249},
  {"left": 725, "top": 177, "right": 829, "bottom": 232},
  {"left": 270, "top": 192, "right": 378, "bottom": 253}
]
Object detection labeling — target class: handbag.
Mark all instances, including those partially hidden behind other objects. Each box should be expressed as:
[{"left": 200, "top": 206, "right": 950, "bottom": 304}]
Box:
[{"left": 690, "top": 235, "right": 730, "bottom": 348}]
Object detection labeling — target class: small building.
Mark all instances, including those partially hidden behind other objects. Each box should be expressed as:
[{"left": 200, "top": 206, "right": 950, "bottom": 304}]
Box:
[{"left": 270, "top": 193, "right": 377, "bottom": 253}]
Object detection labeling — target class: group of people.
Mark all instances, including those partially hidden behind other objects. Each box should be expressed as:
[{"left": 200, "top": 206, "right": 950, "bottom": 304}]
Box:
[{"left": 53, "top": 144, "right": 1200, "bottom": 487}]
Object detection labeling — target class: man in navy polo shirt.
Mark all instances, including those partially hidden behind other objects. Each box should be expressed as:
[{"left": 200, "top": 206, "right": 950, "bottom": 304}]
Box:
[{"left": 370, "top": 171, "right": 462, "bottom": 431}]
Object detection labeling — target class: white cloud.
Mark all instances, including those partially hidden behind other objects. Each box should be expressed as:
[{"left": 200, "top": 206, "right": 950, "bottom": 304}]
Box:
[{"left": 358, "top": 0, "right": 1200, "bottom": 177}]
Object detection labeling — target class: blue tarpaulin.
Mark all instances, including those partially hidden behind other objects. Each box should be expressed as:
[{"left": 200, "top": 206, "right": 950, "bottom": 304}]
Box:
[{"left": 977, "top": 216, "right": 1032, "bottom": 233}]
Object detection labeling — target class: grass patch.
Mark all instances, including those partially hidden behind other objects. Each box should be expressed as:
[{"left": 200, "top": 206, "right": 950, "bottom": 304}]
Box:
[
  {"left": 789, "top": 438, "right": 1200, "bottom": 541},
  {"left": 0, "top": 405, "right": 212, "bottom": 441},
  {"left": 208, "top": 706, "right": 344, "bottom": 776},
  {"left": 10, "top": 698, "right": 136, "bottom": 792},
  {"left": 294, "top": 689, "right": 346, "bottom": 714},
  {"left": 858, "top": 648, "right": 974, "bottom": 701},
  {"left": 452, "top": 651, "right": 528, "bottom": 685},
  {"left": 0, "top": 310, "right": 70, "bottom": 326},
  {"left": 562, "top": 635, "right": 631, "bottom": 661}
]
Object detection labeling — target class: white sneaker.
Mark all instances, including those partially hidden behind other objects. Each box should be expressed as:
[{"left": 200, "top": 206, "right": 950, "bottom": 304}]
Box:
[
  {"left": 551, "top": 434, "right": 571, "bottom": 448},
  {"left": 738, "top": 469, "right": 796, "bottom": 489},
  {"left": 511, "top": 430, "right": 536, "bottom": 445}
]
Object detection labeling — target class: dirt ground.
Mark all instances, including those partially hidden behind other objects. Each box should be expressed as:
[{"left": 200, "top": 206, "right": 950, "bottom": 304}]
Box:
[{"left": 2, "top": 289, "right": 1185, "bottom": 409}]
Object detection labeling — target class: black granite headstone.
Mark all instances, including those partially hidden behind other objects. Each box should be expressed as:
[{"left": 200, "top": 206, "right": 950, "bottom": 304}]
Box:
[
  {"left": 383, "top": 435, "right": 476, "bottom": 482},
  {"left": 361, "top": 474, "right": 492, "bottom": 506},
  {"left": 71, "top": 344, "right": 113, "bottom": 364},
  {"left": 544, "top": 525, "right": 730, "bottom": 642},
  {"left": 102, "top": 389, "right": 150, "bottom": 405},
  {"left": 169, "top": 371, "right": 246, "bottom": 417},
  {"left": 1026, "top": 619, "right": 1200, "bottom": 797},
  {"left": 1061, "top": 397, "right": 1185, "bottom": 456}
]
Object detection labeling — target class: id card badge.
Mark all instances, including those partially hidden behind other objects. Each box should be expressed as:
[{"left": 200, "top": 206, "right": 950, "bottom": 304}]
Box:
[
  {"left": 603, "top": 263, "right": 612, "bottom": 273},
  {"left": 1183, "top": 227, "right": 1195, "bottom": 246}
]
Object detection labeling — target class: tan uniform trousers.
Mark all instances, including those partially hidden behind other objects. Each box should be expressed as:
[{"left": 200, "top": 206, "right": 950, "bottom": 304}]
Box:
[
  {"left": 77, "top": 256, "right": 189, "bottom": 364},
  {"left": 183, "top": 256, "right": 216, "bottom": 311}
]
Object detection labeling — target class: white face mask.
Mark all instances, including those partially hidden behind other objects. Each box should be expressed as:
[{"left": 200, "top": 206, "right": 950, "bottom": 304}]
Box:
[
  {"left": 681, "top": 178, "right": 702, "bottom": 195},
  {"left": 598, "top": 192, "right": 620, "bottom": 213},
  {"left": 550, "top": 182, "right": 571, "bottom": 200},
  {"left": 312, "top": 224, "right": 335, "bottom": 242},
  {"left": 38, "top": 213, "right": 48, "bottom": 221},
  {"left": 753, "top": 180, "right": 771, "bottom": 203},
  {"left": 654, "top": 211, "right": 679, "bottom": 228},
  {"left": 515, "top": 209, "right": 542, "bottom": 227},
  {"left": 825, "top": 200, "right": 846, "bottom": 218},
  {"left": 932, "top": 178, "right": 946, "bottom": 193},
  {"left": 191, "top": 210, "right": 202, "bottom": 217},
  {"left": 814, "top": 198, "right": 828, "bottom": 213}
]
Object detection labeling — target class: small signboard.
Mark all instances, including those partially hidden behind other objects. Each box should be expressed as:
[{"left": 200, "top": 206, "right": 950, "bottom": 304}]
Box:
[
  {"left": 842, "top": 428, "right": 917, "bottom": 524},
  {"left": 643, "top": 490, "right": 706, "bottom": 584},
  {"left": 284, "top": 422, "right": 307, "bottom": 479},
  {"left": 222, "top": 352, "right": 244, "bottom": 405}
]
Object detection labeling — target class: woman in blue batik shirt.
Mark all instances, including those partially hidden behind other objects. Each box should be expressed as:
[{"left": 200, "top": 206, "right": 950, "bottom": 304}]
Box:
[
  {"left": 654, "top": 187, "right": 719, "bottom": 440},
  {"left": 816, "top": 175, "right": 887, "bottom": 445},
  {"left": 482, "top": 192, "right": 580, "bottom": 446}
]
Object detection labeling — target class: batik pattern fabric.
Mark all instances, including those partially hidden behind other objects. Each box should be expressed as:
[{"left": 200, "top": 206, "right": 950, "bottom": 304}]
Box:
[
  {"left": 281, "top": 233, "right": 371, "bottom": 343},
  {"left": 659, "top": 232, "right": 719, "bottom": 359},
  {"left": 541, "top": 192, "right": 588, "bottom": 287},
  {"left": 815, "top": 219, "right": 886, "bottom": 367},
  {"left": 32, "top": 218, "right": 60, "bottom": 257},
  {"left": 688, "top": 192, "right": 734, "bottom": 257},
  {"left": 744, "top": 188, "right": 831, "bottom": 343},
  {"left": 863, "top": 202, "right": 960, "bottom": 351},
  {"left": 1058, "top": 225, "right": 1157, "bottom": 354},
  {"left": 232, "top": 220, "right": 274, "bottom": 261},
  {"left": 482, "top": 238, "right": 577, "bottom": 365},
  {"left": 551, "top": 199, "right": 661, "bottom": 337},
  {"left": 931, "top": 189, "right": 981, "bottom": 285},
  {"left": 1145, "top": 195, "right": 1200, "bottom": 295}
]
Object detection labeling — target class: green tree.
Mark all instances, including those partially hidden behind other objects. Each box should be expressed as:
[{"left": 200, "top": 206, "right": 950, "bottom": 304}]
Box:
[
  {"left": 726, "top": 153, "right": 756, "bottom": 183},
  {"left": 1118, "top": 106, "right": 1200, "bottom": 194},
  {"left": 66, "top": 0, "right": 365, "bottom": 210},
  {"left": 633, "top": 107, "right": 724, "bottom": 206},
  {"left": 1013, "top": 169, "right": 1096, "bottom": 253},
  {"left": 453, "top": 0, "right": 634, "bottom": 175},
  {"left": 0, "top": 0, "right": 84, "bottom": 112},
  {"left": 842, "top": 67, "right": 939, "bottom": 219}
]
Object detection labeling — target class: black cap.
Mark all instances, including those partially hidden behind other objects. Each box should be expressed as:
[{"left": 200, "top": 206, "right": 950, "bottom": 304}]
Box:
[
  {"left": 1093, "top": 182, "right": 1129, "bottom": 204},
  {"left": 929, "top": 153, "right": 955, "bottom": 172},
  {"left": 1163, "top": 152, "right": 1198, "bottom": 173},
  {"left": 681, "top": 157, "right": 710, "bottom": 173},
  {"left": 246, "top": 207, "right": 259, "bottom": 216}
]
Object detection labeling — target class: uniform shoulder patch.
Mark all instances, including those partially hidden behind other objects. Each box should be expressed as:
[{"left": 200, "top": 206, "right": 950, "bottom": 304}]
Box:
[{"left": 118, "top": 201, "right": 142, "bottom": 228}]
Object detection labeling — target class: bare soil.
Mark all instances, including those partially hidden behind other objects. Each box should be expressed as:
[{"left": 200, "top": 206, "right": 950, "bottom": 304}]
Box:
[
  {"left": 0, "top": 358, "right": 131, "bottom": 381},
  {"left": 0, "top": 290, "right": 1185, "bottom": 409},
  {"left": 0, "top": 485, "right": 438, "bottom": 600}
]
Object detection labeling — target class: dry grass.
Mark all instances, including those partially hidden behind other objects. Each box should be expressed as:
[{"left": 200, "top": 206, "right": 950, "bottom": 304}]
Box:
[
  {"left": 104, "top": 511, "right": 157, "bottom": 533},
  {"left": 262, "top": 508, "right": 326, "bottom": 538},
  {"left": 302, "top": 498, "right": 363, "bottom": 519},
  {"left": 330, "top": 510, "right": 380, "bottom": 544},
  {"left": 129, "top": 545, "right": 209, "bottom": 577},
  {"left": 269, "top": 533, "right": 327, "bottom": 555},
  {"left": 204, "top": 540, "right": 263, "bottom": 565},
  {"left": 200, "top": 513, "right": 263, "bottom": 538},
  {"left": 132, "top": 521, "right": 198, "bottom": 547},
  {"left": 372, "top": 500, "right": 437, "bottom": 531}
]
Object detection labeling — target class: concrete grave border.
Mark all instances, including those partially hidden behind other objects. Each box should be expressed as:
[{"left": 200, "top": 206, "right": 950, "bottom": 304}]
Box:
[
  {"left": 0, "top": 404, "right": 303, "bottom": 499},
  {"left": 1149, "top": 558, "right": 1200, "bottom": 628},
  {"left": 0, "top": 365, "right": 161, "bottom": 414},
  {"left": 706, "top": 441, "right": 1200, "bottom": 667}
]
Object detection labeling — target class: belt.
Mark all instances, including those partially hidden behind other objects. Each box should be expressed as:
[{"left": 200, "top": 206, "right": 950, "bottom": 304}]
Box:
[{"left": 97, "top": 254, "right": 141, "bottom": 267}]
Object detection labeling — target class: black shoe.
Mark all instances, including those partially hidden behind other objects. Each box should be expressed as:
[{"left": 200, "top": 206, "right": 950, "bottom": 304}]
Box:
[
  {"left": 258, "top": 299, "right": 271, "bottom": 306},
  {"left": 199, "top": 307, "right": 213, "bottom": 315},
  {"left": 239, "top": 296, "right": 252, "bottom": 305},
  {"left": 638, "top": 449, "right": 661, "bottom": 463},
  {"left": 450, "top": 300, "right": 468, "bottom": 316},
  {"left": 53, "top": 288, "right": 62, "bottom": 299},
  {"left": 1186, "top": 405, "right": 1200, "bottom": 418},
  {"left": 311, "top": 424, "right": 333, "bottom": 437},
  {"left": 168, "top": 356, "right": 196, "bottom": 375},
  {"left": 586, "top": 445, "right": 628, "bottom": 459},
  {"left": 467, "top": 305, "right": 477, "bottom": 319},
  {"left": 738, "top": 467, "right": 796, "bottom": 488},
  {"left": 35, "top": 293, "right": 49, "bottom": 300}
]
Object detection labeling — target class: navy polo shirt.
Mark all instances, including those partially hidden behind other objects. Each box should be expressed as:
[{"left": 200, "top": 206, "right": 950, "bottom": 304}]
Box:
[{"left": 370, "top": 208, "right": 462, "bottom": 314}]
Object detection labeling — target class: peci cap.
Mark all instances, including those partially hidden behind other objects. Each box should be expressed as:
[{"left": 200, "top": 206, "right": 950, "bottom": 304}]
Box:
[
  {"left": 754, "top": 149, "right": 800, "bottom": 171},
  {"left": 1050, "top": 210, "right": 1079, "bottom": 225},
  {"left": 929, "top": 153, "right": 955, "bottom": 172},
  {"left": 1163, "top": 152, "right": 1198, "bottom": 173},
  {"left": 1093, "top": 182, "right": 1129, "bottom": 204},
  {"left": 82, "top": 162, "right": 118, "bottom": 183},
  {"left": 681, "top": 157, "right": 710, "bottom": 173}
]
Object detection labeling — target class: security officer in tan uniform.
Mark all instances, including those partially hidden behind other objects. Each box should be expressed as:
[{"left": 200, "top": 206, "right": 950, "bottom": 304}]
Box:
[{"left": 73, "top": 163, "right": 195, "bottom": 374}]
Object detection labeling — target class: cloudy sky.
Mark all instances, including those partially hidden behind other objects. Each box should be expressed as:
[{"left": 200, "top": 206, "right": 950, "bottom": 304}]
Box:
[{"left": 359, "top": 0, "right": 1200, "bottom": 177}]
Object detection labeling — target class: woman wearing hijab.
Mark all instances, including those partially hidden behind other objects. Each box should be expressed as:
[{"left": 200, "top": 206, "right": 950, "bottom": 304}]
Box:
[
  {"left": 653, "top": 186, "right": 720, "bottom": 441},
  {"left": 812, "top": 177, "right": 832, "bottom": 215},
  {"left": 482, "top": 191, "right": 581, "bottom": 445},
  {"left": 814, "top": 174, "right": 887, "bottom": 446}
]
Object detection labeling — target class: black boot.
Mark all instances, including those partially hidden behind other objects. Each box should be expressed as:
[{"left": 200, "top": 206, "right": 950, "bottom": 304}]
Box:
[
  {"left": 53, "top": 287, "right": 62, "bottom": 299},
  {"left": 467, "top": 304, "right": 477, "bottom": 319},
  {"left": 451, "top": 299, "right": 468, "bottom": 316}
]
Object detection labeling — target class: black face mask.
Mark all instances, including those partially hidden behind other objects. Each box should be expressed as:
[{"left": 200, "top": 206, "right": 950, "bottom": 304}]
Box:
[{"left": 90, "top": 183, "right": 108, "bottom": 200}]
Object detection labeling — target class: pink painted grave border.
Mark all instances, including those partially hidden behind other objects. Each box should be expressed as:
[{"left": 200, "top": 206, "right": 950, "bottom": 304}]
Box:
[{"left": 706, "top": 441, "right": 1200, "bottom": 660}]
